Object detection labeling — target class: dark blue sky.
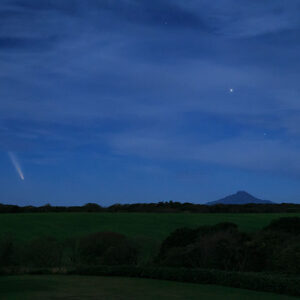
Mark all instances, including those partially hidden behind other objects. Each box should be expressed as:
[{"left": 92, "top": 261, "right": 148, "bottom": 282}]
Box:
[{"left": 1, "top": 0, "right": 300, "bottom": 205}]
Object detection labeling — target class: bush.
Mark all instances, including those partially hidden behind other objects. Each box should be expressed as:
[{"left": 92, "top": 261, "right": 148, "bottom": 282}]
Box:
[
  {"left": 273, "top": 237, "right": 300, "bottom": 274},
  {"left": 71, "top": 265, "right": 300, "bottom": 297},
  {"left": 157, "top": 222, "right": 248, "bottom": 271},
  {"left": 157, "top": 227, "right": 199, "bottom": 259},
  {"left": 244, "top": 231, "right": 293, "bottom": 272},
  {"left": 264, "top": 217, "right": 300, "bottom": 235},
  {"left": 24, "top": 237, "right": 63, "bottom": 268},
  {"left": 197, "top": 230, "right": 248, "bottom": 271},
  {"left": 0, "top": 235, "right": 19, "bottom": 267},
  {"left": 78, "top": 232, "right": 138, "bottom": 265},
  {"left": 158, "top": 223, "right": 238, "bottom": 259},
  {"left": 63, "top": 237, "right": 81, "bottom": 266}
]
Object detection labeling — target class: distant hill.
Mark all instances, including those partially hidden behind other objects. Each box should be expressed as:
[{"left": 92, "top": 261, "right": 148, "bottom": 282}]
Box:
[{"left": 206, "top": 191, "right": 274, "bottom": 205}]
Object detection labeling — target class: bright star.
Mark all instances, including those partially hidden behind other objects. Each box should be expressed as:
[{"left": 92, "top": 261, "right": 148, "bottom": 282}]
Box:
[{"left": 229, "top": 88, "right": 234, "bottom": 93}]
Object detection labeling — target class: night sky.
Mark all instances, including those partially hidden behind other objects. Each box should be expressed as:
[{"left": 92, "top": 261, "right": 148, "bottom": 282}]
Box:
[{"left": 1, "top": 0, "right": 300, "bottom": 205}]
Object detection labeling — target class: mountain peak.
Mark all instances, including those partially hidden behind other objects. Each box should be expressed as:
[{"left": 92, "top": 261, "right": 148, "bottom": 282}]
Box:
[
  {"left": 206, "top": 191, "right": 273, "bottom": 205},
  {"left": 236, "top": 191, "right": 249, "bottom": 195}
]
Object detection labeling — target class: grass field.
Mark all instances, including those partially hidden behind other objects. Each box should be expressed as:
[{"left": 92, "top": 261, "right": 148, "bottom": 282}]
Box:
[
  {"left": 1, "top": 212, "right": 300, "bottom": 241},
  {"left": 0, "top": 275, "right": 297, "bottom": 300}
]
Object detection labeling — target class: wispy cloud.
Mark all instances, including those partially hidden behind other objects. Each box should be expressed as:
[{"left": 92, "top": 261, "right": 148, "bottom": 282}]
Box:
[
  {"left": 179, "top": 0, "right": 300, "bottom": 38},
  {"left": 109, "top": 131, "right": 300, "bottom": 175},
  {"left": 1, "top": 0, "right": 300, "bottom": 178}
]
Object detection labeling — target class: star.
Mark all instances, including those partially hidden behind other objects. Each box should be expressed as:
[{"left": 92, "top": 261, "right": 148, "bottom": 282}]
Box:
[{"left": 229, "top": 88, "right": 234, "bottom": 93}]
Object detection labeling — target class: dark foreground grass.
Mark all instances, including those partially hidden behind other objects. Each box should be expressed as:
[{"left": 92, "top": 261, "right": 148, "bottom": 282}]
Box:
[{"left": 0, "top": 275, "right": 298, "bottom": 300}]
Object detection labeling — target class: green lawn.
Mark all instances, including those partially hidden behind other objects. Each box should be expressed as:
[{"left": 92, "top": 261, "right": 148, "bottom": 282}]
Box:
[
  {"left": 0, "top": 275, "right": 297, "bottom": 300},
  {"left": 1, "top": 212, "right": 299, "bottom": 241}
]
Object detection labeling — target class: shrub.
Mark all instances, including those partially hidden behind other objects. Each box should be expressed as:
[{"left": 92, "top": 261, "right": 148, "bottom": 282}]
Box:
[
  {"left": 157, "top": 227, "right": 199, "bottom": 260},
  {"left": 158, "top": 223, "right": 238, "bottom": 261},
  {"left": 244, "top": 231, "right": 292, "bottom": 272},
  {"left": 197, "top": 230, "right": 248, "bottom": 271},
  {"left": 70, "top": 265, "right": 300, "bottom": 297},
  {"left": 210, "top": 222, "right": 238, "bottom": 232},
  {"left": 264, "top": 217, "right": 300, "bottom": 235},
  {"left": 63, "top": 237, "right": 81, "bottom": 266},
  {"left": 78, "top": 232, "right": 138, "bottom": 265},
  {"left": 273, "top": 237, "right": 300, "bottom": 274},
  {"left": 0, "top": 235, "right": 19, "bottom": 267},
  {"left": 24, "top": 237, "right": 63, "bottom": 268},
  {"left": 157, "top": 222, "right": 247, "bottom": 271}
]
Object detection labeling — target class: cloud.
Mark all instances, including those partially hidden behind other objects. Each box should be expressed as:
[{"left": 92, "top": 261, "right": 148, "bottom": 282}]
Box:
[
  {"left": 5, "top": 0, "right": 300, "bottom": 39},
  {"left": 177, "top": 0, "right": 300, "bottom": 38},
  {"left": 0, "top": 36, "right": 58, "bottom": 51},
  {"left": 109, "top": 131, "right": 300, "bottom": 175},
  {"left": 4, "top": 0, "right": 203, "bottom": 30},
  {"left": 1, "top": 0, "right": 300, "bottom": 178},
  {"left": 193, "top": 138, "right": 300, "bottom": 174}
]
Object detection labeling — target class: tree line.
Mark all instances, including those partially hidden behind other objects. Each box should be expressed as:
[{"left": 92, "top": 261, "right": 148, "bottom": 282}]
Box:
[
  {"left": 155, "top": 217, "right": 300, "bottom": 274},
  {"left": 0, "top": 201, "right": 300, "bottom": 213}
]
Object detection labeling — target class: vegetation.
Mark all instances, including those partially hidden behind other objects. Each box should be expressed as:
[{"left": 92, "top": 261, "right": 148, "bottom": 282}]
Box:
[
  {"left": 264, "top": 217, "right": 300, "bottom": 235},
  {"left": 71, "top": 266, "right": 300, "bottom": 297},
  {"left": 156, "top": 218, "right": 300, "bottom": 275},
  {"left": 1, "top": 212, "right": 300, "bottom": 242},
  {"left": 0, "top": 232, "right": 138, "bottom": 269},
  {"left": 1, "top": 212, "right": 299, "bottom": 264},
  {"left": 1, "top": 212, "right": 299, "bottom": 266},
  {"left": 1, "top": 215, "right": 300, "bottom": 296},
  {"left": 1, "top": 275, "right": 297, "bottom": 300},
  {"left": 77, "top": 232, "right": 138, "bottom": 265},
  {"left": 1, "top": 201, "right": 300, "bottom": 213}
]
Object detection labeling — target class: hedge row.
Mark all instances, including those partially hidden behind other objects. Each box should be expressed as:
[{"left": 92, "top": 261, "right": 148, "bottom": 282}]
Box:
[
  {"left": 69, "top": 265, "right": 300, "bottom": 297},
  {"left": 1, "top": 265, "right": 299, "bottom": 296}
]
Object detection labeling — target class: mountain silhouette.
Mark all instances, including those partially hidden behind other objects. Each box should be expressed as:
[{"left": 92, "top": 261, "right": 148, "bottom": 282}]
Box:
[{"left": 206, "top": 191, "right": 274, "bottom": 205}]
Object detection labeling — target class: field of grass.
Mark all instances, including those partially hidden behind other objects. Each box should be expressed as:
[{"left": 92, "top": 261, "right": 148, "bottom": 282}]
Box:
[
  {"left": 0, "top": 275, "right": 297, "bottom": 300},
  {"left": 1, "top": 212, "right": 300, "bottom": 241}
]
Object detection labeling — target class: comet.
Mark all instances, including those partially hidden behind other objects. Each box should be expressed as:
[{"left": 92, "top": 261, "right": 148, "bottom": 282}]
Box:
[{"left": 8, "top": 152, "right": 24, "bottom": 180}]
